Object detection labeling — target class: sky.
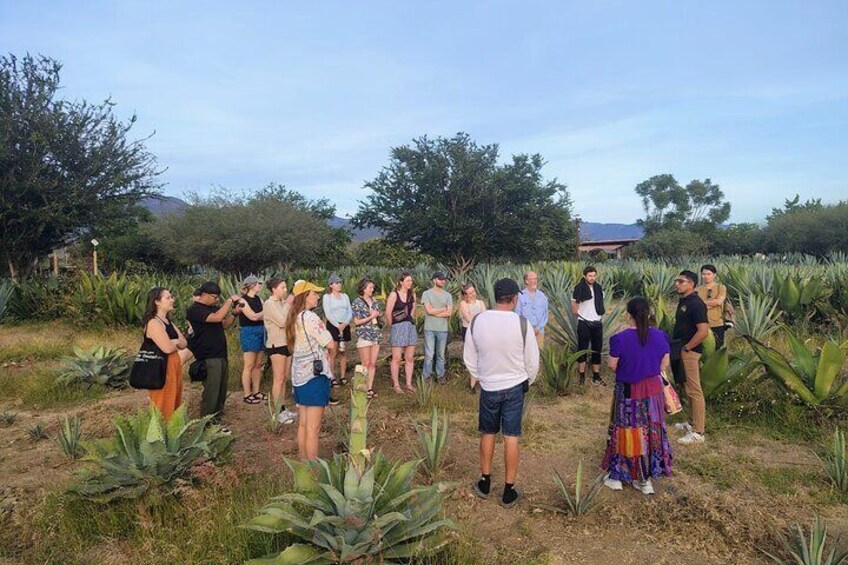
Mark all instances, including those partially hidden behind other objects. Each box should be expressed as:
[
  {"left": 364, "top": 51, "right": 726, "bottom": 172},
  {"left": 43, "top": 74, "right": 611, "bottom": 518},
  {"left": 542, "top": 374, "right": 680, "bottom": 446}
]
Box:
[{"left": 2, "top": 1, "right": 846, "bottom": 223}]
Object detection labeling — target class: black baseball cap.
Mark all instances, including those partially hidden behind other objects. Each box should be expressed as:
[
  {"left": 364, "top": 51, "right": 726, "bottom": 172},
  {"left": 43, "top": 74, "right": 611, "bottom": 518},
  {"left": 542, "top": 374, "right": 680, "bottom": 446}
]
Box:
[
  {"left": 432, "top": 271, "right": 447, "bottom": 280},
  {"left": 493, "top": 278, "right": 520, "bottom": 301},
  {"left": 195, "top": 281, "right": 222, "bottom": 296}
]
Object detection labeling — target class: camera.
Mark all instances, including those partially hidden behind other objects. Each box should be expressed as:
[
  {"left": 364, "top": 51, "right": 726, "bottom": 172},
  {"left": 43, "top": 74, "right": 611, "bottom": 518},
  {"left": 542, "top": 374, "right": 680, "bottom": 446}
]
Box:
[{"left": 312, "top": 359, "right": 324, "bottom": 375}]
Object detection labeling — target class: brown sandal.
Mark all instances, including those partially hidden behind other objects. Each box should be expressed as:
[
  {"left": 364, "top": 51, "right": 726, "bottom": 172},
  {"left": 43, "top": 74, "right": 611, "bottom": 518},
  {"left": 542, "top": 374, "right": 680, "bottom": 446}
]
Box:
[{"left": 367, "top": 389, "right": 377, "bottom": 399}]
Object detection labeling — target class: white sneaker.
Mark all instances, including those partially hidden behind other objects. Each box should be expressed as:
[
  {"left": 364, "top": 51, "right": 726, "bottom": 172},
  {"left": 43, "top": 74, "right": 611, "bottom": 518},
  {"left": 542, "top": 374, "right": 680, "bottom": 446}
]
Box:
[
  {"left": 639, "top": 479, "right": 655, "bottom": 495},
  {"left": 277, "top": 411, "right": 295, "bottom": 425},
  {"left": 674, "top": 422, "right": 693, "bottom": 434},
  {"left": 678, "top": 431, "right": 705, "bottom": 445},
  {"left": 604, "top": 477, "right": 623, "bottom": 491},
  {"left": 285, "top": 409, "right": 299, "bottom": 420}
]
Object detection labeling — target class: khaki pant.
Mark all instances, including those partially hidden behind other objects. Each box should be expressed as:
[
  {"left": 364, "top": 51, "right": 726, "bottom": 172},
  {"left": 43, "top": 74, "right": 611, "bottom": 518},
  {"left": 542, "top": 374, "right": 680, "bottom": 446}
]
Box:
[{"left": 682, "top": 350, "right": 705, "bottom": 434}]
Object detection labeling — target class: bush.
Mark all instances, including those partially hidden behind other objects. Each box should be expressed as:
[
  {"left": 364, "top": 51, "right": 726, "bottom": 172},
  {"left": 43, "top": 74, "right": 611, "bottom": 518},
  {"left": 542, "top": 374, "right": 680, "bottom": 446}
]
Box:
[{"left": 56, "top": 346, "right": 131, "bottom": 389}]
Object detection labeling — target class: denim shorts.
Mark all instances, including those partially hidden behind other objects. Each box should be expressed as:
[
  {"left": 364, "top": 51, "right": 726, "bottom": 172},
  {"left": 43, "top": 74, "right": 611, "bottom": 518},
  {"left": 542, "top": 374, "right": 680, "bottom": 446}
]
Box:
[
  {"left": 240, "top": 325, "right": 266, "bottom": 353},
  {"left": 478, "top": 381, "right": 526, "bottom": 437},
  {"left": 293, "top": 374, "right": 331, "bottom": 407}
]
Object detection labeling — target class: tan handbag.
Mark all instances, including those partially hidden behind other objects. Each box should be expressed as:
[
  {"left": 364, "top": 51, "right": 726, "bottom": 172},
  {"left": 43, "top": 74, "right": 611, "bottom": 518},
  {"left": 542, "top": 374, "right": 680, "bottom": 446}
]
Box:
[{"left": 661, "top": 372, "right": 682, "bottom": 415}]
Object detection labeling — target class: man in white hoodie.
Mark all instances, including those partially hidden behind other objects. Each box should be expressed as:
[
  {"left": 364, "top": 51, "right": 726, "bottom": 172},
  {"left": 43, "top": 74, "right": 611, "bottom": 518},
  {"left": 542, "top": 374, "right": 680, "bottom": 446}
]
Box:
[{"left": 464, "top": 278, "right": 540, "bottom": 508}]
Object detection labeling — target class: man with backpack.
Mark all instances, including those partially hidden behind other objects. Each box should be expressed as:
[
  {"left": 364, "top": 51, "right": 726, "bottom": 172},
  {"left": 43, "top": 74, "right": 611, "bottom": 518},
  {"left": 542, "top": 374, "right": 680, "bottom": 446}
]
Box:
[{"left": 464, "top": 278, "right": 540, "bottom": 508}]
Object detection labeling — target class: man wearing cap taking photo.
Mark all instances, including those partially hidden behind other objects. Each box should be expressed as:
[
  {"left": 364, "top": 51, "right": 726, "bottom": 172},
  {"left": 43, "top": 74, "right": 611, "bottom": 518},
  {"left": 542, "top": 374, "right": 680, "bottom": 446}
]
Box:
[
  {"left": 422, "top": 271, "right": 453, "bottom": 384},
  {"left": 186, "top": 282, "right": 242, "bottom": 424},
  {"left": 464, "top": 278, "right": 539, "bottom": 508}
]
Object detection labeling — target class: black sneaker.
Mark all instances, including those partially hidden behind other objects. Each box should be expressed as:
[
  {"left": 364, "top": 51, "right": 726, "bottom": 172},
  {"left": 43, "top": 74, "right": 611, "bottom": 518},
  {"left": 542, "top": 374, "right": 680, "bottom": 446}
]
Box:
[
  {"left": 328, "top": 395, "right": 340, "bottom": 406},
  {"left": 592, "top": 376, "right": 606, "bottom": 386}
]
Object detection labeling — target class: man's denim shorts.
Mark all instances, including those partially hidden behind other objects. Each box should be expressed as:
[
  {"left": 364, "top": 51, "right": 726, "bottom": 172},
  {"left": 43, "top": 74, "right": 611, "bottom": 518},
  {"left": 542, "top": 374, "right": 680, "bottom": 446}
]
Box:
[{"left": 478, "top": 381, "right": 526, "bottom": 437}]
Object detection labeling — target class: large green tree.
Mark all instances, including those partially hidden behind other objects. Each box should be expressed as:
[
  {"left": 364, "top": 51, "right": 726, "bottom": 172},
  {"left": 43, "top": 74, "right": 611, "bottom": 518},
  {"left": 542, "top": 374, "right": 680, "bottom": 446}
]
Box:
[
  {"left": 352, "top": 133, "right": 576, "bottom": 262},
  {"left": 155, "top": 185, "right": 350, "bottom": 272},
  {"left": 761, "top": 197, "right": 848, "bottom": 255},
  {"left": 0, "top": 54, "right": 161, "bottom": 279},
  {"left": 635, "top": 174, "right": 731, "bottom": 235}
]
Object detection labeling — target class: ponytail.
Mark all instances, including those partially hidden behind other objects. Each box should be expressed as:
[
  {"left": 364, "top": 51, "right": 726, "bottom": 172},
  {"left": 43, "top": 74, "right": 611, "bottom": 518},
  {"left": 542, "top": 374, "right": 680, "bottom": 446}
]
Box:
[{"left": 626, "top": 296, "right": 652, "bottom": 346}]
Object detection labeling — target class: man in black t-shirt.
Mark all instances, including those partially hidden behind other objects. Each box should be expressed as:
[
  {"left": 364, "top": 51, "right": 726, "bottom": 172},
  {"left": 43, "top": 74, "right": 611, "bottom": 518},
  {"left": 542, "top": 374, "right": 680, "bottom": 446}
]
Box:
[
  {"left": 186, "top": 282, "right": 242, "bottom": 420},
  {"left": 672, "top": 270, "right": 710, "bottom": 445}
]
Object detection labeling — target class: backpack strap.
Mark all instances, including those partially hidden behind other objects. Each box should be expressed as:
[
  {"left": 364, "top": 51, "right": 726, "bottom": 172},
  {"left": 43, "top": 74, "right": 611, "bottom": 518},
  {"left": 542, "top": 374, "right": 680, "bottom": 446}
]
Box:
[{"left": 470, "top": 313, "right": 528, "bottom": 350}]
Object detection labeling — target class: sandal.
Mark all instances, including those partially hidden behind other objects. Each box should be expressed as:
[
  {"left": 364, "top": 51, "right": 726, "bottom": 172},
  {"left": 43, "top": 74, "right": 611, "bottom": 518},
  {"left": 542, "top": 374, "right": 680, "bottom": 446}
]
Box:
[
  {"left": 339, "top": 377, "right": 349, "bottom": 386},
  {"left": 253, "top": 392, "right": 268, "bottom": 401},
  {"left": 405, "top": 385, "right": 417, "bottom": 393},
  {"left": 366, "top": 389, "right": 377, "bottom": 399},
  {"left": 393, "top": 385, "right": 404, "bottom": 395},
  {"left": 331, "top": 379, "right": 341, "bottom": 389},
  {"left": 243, "top": 394, "right": 261, "bottom": 405}
]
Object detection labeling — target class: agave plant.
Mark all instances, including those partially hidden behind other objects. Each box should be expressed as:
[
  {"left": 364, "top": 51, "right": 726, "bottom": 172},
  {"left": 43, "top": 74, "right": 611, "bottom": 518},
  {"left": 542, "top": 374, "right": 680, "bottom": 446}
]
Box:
[
  {"left": 0, "top": 278, "right": 13, "bottom": 321},
  {"left": 745, "top": 333, "right": 847, "bottom": 407},
  {"left": 56, "top": 346, "right": 131, "bottom": 389},
  {"left": 416, "top": 375, "right": 435, "bottom": 408},
  {"left": 701, "top": 349, "right": 760, "bottom": 400},
  {"left": 537, "top": 345, "right": 591, "bottom": 395},
  {"left": 0, "top": 410, "right": 17, "bottom": 426},
  {"left": 537, "top": 460, "right": 605, "bottom": 517},
  {"left": 821, "top": 429, "right": 848, "bottom": 493},
  {"left": 243, "top": 366, "right": 454, "bottom": 563},
  {"left": 734, "top": 294, "right": 782, "bottom": 342},
  {"left": 416, "top": 406, "right": 450, "bottom": 480},
  {"left": 762, "top": 517, "right": 848, "bottom": 564},
  {"left": 56, "top": 415, "right": 84, "bottom": 460},
  {"left": 774, "top": 272, "right": 832, "bottom": 320},
  {"left": 27, "top": 422, "right": 49, "bottom": 441},
  {"left": 70, "top": 405, "right": 234, "bottom": 502}
]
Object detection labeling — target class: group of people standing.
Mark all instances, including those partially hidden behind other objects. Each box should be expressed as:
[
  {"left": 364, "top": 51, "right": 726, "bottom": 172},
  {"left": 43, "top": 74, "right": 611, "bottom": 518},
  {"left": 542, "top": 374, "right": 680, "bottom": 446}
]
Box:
[{"left": 136, "top": 263, "right": 729, "bottom": 497}]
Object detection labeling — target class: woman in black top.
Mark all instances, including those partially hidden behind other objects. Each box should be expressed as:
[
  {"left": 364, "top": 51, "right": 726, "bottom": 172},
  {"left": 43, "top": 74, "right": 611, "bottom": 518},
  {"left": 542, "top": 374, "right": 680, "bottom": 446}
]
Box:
[
  {"left": 238, "top": 275, "right": 266, "bottom": 404},
  {"left": 384, "top": 271, "right": 418, "bottom": 394},
  {"left": 143, "top": 287, "right": 188, "bottom": 420}
]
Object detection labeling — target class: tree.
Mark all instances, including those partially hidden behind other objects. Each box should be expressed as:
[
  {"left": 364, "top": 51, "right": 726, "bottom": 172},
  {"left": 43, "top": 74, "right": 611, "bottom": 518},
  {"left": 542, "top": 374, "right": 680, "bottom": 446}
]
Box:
[
  {"left": 708, "top": 223, "right": 763, "bottom": 256},
  {"left": 352, "top": 133, "right": 576, "bottom": 262},
  {"left": 635, "top": 174, "right": 730, "bottom": 235},
  {"left": 761, "top": 200, "right": 848, "bottom": 255},
  {"left": 155, "top": 185, "right": 350, "bottom": 272},
  {"left": 0, "top": 54, "right": 162, "bottom": 279},
  {"left": 627, "top": 228, "right": 708, "bottom": 259}
]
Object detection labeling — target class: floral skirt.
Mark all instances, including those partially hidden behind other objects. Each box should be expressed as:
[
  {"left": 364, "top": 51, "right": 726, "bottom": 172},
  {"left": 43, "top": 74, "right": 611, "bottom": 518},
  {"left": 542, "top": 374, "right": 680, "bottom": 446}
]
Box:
[
  {"left": 389, "top": 321, "right": 418, "bottom": 347},
  {"left": 601, "top": 376, "right": 672, "bottom": 483}
]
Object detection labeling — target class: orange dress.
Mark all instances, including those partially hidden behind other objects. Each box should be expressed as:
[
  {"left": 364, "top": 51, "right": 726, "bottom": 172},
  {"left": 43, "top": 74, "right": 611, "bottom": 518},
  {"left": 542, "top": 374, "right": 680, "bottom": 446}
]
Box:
[{"left": 147, "top": 319, "right": 184, "bottom": 420}]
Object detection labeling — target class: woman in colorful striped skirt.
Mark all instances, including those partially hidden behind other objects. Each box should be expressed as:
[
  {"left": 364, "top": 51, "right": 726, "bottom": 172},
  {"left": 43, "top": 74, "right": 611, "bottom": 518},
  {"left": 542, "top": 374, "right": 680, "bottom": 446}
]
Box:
[{"left": 602, "top": 296, "right": 673, "bottom": 495}]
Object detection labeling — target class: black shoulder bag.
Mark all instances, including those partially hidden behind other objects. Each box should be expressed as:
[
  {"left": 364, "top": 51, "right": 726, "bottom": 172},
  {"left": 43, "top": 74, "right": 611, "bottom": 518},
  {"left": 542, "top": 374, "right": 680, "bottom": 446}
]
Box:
[
  {"left": 129, "top": 324, "right": 168, "bottom": 390},
  {"left": 302, "top": 313, "right": 324, "bottom": 375}
]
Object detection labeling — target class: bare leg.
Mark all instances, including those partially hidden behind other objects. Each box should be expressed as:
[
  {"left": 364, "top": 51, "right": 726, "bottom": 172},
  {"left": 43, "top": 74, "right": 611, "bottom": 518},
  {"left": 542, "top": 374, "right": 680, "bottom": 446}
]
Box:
[
  {"left": 479, "top": 434, "right": 495, "bottom": 475},
  {"left": 270, "top": 354, "right": 287, "bottom": 406},
  {"left": 241, "top": 352, "right": 257, "bottom": 397},
  {"left": 328, "top": 345, "right": 338, "bottom": 380},
  {"left": 368, "top": 345, "right": 379, "bottom": 391},
  {"left": 303, "top": 406, "right": 325, "bottom": 460},
  {"left": 339, "top": 351, "right": 347, "bottom": 382},
  {"left": 297, "top": 405, "right": 307, "bottom": 458},
  {"left": 503, "top": 436, "right": 520, "bottom": 484},
  {"left": 390, "top": 347, "right": 403, "bottom": 392},
  {"left": 251, "top": 351, "right": 265, "bottom": 395},
  {"left": 403, "top": 345, "right": 415, "bottom": 389}
]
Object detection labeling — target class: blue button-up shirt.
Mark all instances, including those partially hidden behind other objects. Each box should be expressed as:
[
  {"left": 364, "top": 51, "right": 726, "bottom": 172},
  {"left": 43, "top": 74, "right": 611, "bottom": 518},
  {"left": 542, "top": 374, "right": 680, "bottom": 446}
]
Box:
[{"left": 515, "top": 288, "right": 549, "bottom": 334}]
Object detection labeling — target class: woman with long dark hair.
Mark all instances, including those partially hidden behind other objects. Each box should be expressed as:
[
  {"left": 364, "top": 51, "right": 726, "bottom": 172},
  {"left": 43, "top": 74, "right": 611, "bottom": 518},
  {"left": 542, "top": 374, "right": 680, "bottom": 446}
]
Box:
[
  {"left": 264, "top": 278, "right": 296, "bottom": 425},
  {"left": 352, "top": 277, "right": 382, "bottom": 399},
  {"left": 384, "top": 271, "right": 417, "bottom": 394},
  {"left": 286, "top": 280, "right": 337, "bottom": 460},
  {"left": 602, "top": 296, "right": 672, "bottom": 495},
  {"left": 142, "top": 287, "right": 188, "bottom": 420}
]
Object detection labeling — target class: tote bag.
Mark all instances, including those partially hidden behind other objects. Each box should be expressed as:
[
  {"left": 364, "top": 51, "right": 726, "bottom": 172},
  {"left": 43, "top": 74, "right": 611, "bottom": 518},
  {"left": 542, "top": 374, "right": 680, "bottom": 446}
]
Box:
[
  {"left": 129, "top": 333, "right": 167, "bottom": 390},
  {"left": 661, "top": 372, "right": 682, "bottom": 415}
]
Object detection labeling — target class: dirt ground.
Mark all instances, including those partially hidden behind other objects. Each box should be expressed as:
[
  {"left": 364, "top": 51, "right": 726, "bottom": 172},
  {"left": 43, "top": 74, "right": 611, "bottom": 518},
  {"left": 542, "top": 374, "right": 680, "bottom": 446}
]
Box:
[{"left": 1, "top": 334, "right": 847, "bottom": 564}]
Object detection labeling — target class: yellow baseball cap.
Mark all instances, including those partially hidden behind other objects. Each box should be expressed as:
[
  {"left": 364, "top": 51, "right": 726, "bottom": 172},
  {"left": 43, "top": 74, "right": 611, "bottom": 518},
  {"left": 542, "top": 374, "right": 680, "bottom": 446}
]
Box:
[{"left": 292, "top": 280, "right": 325, "bottom": 296}]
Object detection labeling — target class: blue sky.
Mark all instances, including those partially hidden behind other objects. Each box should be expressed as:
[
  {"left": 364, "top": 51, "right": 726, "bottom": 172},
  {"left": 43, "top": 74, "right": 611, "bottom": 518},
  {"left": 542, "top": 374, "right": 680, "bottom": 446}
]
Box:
[{"left": 2, "top": 1, "right": 846, "bottom": 223}]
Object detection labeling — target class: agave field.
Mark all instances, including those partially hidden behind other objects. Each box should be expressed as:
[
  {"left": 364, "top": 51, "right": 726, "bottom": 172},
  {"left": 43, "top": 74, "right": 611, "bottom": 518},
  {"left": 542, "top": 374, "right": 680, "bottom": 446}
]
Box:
[{"left": 0, "top": 253, "right": 847, "bottom": 563}]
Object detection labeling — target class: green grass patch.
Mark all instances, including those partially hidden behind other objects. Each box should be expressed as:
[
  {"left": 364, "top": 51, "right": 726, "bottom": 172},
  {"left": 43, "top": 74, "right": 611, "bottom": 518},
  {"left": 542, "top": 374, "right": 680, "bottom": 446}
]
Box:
[
  {"left": 0, "top": 341, "right": 73, "bottom": 363},
  {"left": 0, "top": 366, "right": 104, "bottom": 409},
  {"left": 21, "top": 471, "right": 292, "bottom": 565}
]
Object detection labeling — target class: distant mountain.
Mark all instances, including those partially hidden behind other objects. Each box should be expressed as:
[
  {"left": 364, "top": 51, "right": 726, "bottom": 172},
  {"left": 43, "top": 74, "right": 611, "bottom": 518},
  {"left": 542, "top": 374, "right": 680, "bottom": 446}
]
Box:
[
  {"left": 579, "top": 222, "right": 644, "bottom": 241},
  {"left": 141, "top": 196, "right": 379, "bottom": 242}
]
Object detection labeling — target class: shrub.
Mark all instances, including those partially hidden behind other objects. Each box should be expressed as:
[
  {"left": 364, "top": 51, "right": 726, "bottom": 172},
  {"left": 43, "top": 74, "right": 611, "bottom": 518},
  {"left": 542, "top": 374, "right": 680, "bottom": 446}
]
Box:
[
  {"left": 27, "top": 422, "right": 49, "bottom": 441},
  {"left": 70, "top": 406, "right": 234, "bottom": 503},
  {"left": 416, "top": 406, "right": 450, "bottom": 480},
  {"left": 537, "top": 460, "right": 605, "bottom": 517},
  {"left": 55, "top": 415, "right": 84, "bottom": 460},
  {"left": 56, "top": 346, "right": 131, "bottom": 389}
]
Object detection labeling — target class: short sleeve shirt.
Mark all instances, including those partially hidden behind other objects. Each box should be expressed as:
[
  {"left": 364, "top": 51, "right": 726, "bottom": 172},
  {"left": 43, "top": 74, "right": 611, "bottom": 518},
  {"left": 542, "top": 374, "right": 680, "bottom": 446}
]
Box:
[
  {"left": 697, "top": 284, "right": 727, "bottom": 328},
  {"left": 609, "top": 328, "right": 670, "bottom": 383},
  {"left": 186, "top": 303, "right": 227, "bottom": 360},
  {"left": 422, "top": 289, "right": 453, "bottom": 332},
  {"left": 351, "top": 297, "right": 382, "bottom": 342},
  {"left": 291, "top": 310, "right": 334, "bottom": 387},
  {"left": 673, "top": 293, "right": 709, "bottom": 353}
]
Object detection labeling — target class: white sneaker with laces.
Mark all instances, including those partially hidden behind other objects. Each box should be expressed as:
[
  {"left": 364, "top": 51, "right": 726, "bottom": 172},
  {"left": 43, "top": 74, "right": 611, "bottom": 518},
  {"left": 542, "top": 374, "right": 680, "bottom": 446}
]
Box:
[
  {"left": 674, "top": 422, "right": 693, "bottom": 434},
  {"left": 603, "top": 475, "right": 623, "bottom": 491},
  {"left": 277, "top": 411, "right": 295, "bottom": 425},
  {"left": 678, "top": 431, "right": 705, "bottom": 445},
  {"left": 640, "top": 479, "right": 655, "bottom": 495}
]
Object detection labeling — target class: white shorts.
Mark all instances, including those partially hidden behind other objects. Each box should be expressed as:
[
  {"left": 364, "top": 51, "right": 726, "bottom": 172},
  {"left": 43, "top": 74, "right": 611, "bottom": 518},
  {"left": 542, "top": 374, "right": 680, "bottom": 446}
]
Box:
[{"left": 357, "top": 338, "right": 379, "bottom": 348}]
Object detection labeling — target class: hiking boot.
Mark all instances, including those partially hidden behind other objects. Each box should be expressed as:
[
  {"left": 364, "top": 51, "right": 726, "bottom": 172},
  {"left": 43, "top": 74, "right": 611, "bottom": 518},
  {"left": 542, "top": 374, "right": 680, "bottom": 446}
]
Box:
[{"left": 678, "top": 431, "right": 705, "bottom": 445}]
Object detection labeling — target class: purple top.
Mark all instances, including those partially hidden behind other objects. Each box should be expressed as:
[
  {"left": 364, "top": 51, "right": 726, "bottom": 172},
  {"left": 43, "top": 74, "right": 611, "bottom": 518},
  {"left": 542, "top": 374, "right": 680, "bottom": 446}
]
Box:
[{"left": 609, "top": 327, "right": 670, "bottom": 384}]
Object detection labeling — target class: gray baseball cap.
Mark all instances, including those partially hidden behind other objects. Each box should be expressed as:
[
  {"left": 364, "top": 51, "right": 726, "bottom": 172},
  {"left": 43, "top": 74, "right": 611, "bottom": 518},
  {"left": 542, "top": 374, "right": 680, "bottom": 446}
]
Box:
[
  {"left": 242, "top": 274, "right": 262, "bottom": 286},
  {"left": 328, "top": 273, "right": 343, "bottom": 285}
]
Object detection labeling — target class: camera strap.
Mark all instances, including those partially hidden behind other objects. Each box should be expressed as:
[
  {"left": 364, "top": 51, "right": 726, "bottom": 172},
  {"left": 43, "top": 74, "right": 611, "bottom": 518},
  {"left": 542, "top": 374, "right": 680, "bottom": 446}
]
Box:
[{"left": 300, "top": 312, "right": 320, "bottom": 362}]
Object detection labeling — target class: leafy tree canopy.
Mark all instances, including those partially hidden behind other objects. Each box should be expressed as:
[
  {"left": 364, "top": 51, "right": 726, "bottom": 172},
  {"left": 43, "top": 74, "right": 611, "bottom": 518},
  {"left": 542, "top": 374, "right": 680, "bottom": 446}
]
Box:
[
  {"left": 635, "top": 174, "right": 730, "bottom": 235},
  {"left": 352, "top": 133, "right": 576, "bottom": 263},
  {"left": 0, "top": 54, "right": 162, "bottom": 279},
  {"left": 155, "top": 184, "right": 350, "bottom": 273}
]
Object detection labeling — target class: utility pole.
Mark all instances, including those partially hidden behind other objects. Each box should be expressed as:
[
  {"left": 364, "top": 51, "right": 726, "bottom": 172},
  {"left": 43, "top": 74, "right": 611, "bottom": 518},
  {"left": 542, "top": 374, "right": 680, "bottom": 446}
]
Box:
[{"left": 91, "top": 239, "right": 100, "bottom": 276}]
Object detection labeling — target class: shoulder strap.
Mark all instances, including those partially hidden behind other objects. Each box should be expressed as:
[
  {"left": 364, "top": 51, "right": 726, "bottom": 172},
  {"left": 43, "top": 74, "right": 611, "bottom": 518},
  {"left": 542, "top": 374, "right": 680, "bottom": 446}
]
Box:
[{"left": 300, "top": 312, "right": 319, "bottom": 360}]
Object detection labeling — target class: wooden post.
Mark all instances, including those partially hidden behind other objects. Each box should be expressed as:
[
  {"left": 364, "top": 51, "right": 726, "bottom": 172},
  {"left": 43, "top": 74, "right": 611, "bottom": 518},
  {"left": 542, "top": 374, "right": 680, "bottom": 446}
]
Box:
[
  {"left": 92, "top": 249, "right": 99, "bottom": 276},
  {"left": 52, "top": 250, "right": 59, "bottom": 277}
]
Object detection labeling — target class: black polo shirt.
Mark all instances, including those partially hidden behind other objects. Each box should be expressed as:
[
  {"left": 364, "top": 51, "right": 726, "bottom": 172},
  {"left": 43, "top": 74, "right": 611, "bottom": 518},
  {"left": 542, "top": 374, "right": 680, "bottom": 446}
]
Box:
[
  {"left": 673, "top": 292, "right": 708, "bottom": 353},
  {"left": 186, "top": 303, "right": 228, "bottom": 360}
]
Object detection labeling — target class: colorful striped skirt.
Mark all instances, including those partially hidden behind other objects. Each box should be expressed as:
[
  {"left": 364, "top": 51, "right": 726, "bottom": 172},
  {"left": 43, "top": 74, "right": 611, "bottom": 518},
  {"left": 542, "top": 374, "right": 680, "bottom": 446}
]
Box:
[{"left": 601, "top": 375, "right": 672, "bottom": 483}]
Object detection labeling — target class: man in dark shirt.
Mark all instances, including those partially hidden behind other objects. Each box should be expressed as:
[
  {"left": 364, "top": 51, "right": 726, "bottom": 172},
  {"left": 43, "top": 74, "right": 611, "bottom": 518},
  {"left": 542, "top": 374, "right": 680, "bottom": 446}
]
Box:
[
  {"left": 186, "top": 282, "right": 242, "bottom": 420},
  {"left": 672, "top": 270, "right": 710, "bottom": 445}
]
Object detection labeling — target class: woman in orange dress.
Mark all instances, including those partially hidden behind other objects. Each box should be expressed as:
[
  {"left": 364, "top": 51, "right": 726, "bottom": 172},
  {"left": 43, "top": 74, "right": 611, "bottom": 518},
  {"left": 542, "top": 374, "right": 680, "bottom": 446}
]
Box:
[{"left": 143, "top": 287, "right": 188, "bottom": 420}]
